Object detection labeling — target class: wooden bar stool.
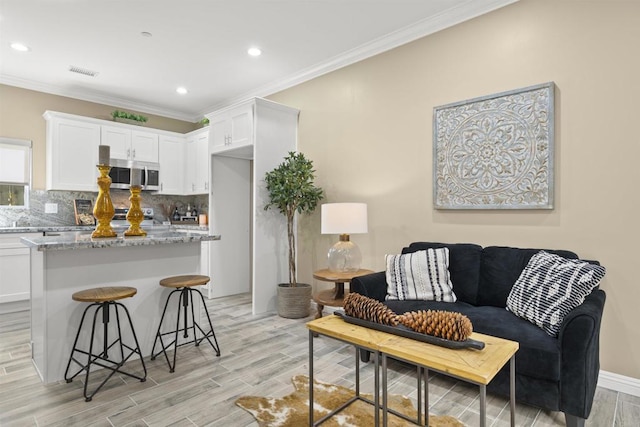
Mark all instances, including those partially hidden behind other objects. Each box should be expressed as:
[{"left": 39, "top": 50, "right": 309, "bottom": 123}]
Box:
[
  {"left": 151, "top": 275, "right": 220, "bottom": 372},
  {"left": 64, "top": 286, "right": 147, "bottom": 402}
]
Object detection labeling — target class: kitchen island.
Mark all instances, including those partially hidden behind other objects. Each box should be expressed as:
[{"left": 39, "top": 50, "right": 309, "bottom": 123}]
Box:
[{"left": 21, "top": 229, "right": 220, "bottom": 384}]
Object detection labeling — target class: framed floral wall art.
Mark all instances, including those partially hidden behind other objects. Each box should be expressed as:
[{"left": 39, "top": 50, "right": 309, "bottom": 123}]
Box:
[{"left": 433, "top": 82, "right": 554, "bottom": 209}]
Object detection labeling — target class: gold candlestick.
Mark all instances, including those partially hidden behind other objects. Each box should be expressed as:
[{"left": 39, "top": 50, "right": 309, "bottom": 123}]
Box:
[
  {"left": 92, "top": 165, "right": 117, "bottom": 238},
  {"left": 124, "top": 185, "right": 147, "bottom": 237}
]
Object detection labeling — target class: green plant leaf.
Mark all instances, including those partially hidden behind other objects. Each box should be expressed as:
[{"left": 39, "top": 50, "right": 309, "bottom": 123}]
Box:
[{"left": 264, "top": 151, "right": 324, "bottom": 286}]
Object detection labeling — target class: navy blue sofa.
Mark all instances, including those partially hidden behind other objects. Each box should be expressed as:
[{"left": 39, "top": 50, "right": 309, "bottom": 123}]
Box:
[{"left": 350, "top": 242, "right": 606, "bottom": 427}]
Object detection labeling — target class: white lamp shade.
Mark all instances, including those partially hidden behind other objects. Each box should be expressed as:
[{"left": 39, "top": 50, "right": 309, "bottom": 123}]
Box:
[{"left": 321, "top": 203, "right": 368, "bottom": 234}]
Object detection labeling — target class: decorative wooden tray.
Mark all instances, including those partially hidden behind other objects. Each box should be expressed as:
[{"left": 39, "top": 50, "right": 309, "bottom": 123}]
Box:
[{"left": 334, "top": 310, "right": 485, "bottom": 350}]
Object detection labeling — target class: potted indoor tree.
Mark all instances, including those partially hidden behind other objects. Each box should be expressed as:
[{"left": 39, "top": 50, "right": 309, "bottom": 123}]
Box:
[{"left": 264, "top": 151, "right": 324, "bottom": 318}]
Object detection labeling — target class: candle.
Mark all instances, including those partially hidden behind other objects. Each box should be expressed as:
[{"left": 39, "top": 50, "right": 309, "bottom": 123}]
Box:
[
  {"left": 98, "top": 145, "right": 110, "bottom": 166},
  {"left": 131, "top": 168, "right": 142, "bottom": 186}
]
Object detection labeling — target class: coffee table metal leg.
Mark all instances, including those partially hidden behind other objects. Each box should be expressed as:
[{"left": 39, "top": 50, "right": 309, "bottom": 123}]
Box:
[
  {"left": 309, "top": 330, "right": 314, "bottom": 427},
  {"left": 416, "top": 366, "right": 422, "bottom": 425},
  {"left": 425, "top": 369, "right": 429, "bottom": 427},
  {"left": 510, "top": 354, "right": 516, "bottom": 426},
  {"left": 382, "top": 354, "right": 387, "bottom": 426},
  {"left": 355, "top": 346, "right": 360, "bottom": 397},
  {"left": 480, "top": 384, "right": 487, "bottom": 427},
  {"left": 374, "top": 351, "right": 380, "bottom": 426}
]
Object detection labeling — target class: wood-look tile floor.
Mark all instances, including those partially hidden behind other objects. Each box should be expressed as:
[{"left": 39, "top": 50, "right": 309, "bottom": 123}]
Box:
[{"left": 0, "top": 293, "right": 637, "bottom": 426}]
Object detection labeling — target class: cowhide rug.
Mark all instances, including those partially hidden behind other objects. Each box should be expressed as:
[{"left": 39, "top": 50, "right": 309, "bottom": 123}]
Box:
[{"left": 236, "top": 375, "right": 464, "bottom": 427}]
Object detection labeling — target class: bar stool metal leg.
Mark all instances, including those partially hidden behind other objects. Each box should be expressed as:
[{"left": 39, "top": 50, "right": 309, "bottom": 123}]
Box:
[
  {"left": 151, "top": 288, "right": 183, "bottom": 372},
  {"left": 193, "top": 287, "right": 220, "bottom": 354},
  {"left": 64, "top": 300, "right": 147, "bottom": 401},
  {"left": 151, "top": 286, "right": 220, "bottom": 373}
]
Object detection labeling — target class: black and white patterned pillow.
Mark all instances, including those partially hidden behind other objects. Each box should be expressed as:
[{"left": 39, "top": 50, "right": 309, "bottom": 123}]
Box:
[
  {"left": 506, "top": 251, "right": 606, "bottom": 337},
  {"left": 385, "top": 248, "right": 457, "bottom": 302}
]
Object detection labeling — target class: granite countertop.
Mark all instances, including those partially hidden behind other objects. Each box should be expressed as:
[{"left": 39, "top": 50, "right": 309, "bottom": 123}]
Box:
[
  {"left": 0, "top": 225, "right": 95, "bottom": 234},
  {"left": 0, "top": 224, "right": 210, "bottom": 234},
  {"left": 20, "top": 227, "right": 220, "bottom": 251}
]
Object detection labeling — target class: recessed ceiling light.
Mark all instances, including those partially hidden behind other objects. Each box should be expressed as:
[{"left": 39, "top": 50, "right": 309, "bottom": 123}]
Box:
[
  {"left": 141, "top": 31, "right": 153, "bottom": 38},
  {"left": 10, "top": 42, "right": 30, "bottom": 52},
  {"left": 247, "top": 47, "right": 262, "bottom": 57},
  {"left": 176, "top": 87, "right": 188, "bottom": 95}
]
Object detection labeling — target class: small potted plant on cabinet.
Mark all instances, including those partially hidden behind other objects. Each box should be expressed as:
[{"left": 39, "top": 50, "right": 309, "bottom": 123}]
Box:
[
  {"left": 264, "top": 151, "right": 324, "bottom": 318},
  {"left": 111, "top": 110, "right": 148, "bottom": 125}
]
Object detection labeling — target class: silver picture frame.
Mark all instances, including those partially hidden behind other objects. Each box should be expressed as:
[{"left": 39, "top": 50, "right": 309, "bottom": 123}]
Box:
[{"left": 433, "top": 82, "right": 554, "bottom": 210}]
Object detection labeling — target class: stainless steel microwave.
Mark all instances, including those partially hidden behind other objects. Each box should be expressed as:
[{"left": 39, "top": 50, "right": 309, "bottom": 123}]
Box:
[{"left": 108, "top": 159, "right": 160, "bottom": 191}]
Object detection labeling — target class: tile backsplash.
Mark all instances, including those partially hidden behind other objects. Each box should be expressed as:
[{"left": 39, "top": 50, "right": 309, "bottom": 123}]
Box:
[{"left": 0, "top": 189, "right": 207, "bottom": 227}]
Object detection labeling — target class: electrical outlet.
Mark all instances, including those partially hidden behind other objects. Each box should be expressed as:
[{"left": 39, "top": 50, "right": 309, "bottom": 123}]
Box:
[{"left": 45, "top": 203, "right": 58, "bottom": 214}]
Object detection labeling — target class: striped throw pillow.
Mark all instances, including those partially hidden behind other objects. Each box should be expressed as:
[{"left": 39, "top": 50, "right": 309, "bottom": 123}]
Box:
[
  {"left": 385, "top": 248, "right": 457, "bottom": 302},
  {"left": 506, "top": 250, "right": 606, "bottom": 337}
]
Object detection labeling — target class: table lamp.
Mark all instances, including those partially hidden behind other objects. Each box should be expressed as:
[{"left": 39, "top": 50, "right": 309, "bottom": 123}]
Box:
[{"left": 321, "top": 203, "right": 368, "bottom": 272}]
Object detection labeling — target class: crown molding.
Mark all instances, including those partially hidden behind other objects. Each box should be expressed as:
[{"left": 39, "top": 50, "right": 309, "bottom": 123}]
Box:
[
  {"left": 198, "top": 0, "right": 519, "bottom": 115},
  {"left": 2, "top": 0, "right": 518, "bottom": 121},
  {"left": 0, "top": 75, "right": 197, "bottom": 122}
]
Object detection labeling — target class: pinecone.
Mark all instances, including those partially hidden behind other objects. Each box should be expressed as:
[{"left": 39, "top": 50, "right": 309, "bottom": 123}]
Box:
[
  {"left": 399, "top": 310, "right": 473, "bottom": 341},
  {"left": 343, "top": 293, "right": 400, "bottom": 326}
]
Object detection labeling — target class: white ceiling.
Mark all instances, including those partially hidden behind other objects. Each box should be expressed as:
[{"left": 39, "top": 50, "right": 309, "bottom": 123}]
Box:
[{"left": 0, "top": 0, "right": 516, "bottom": 122}]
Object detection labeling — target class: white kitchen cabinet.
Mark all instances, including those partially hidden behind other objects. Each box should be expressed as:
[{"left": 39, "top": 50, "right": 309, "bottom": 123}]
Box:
[
  {"left": 44, "top": 111, "right": 186, "bottom": 193},
  {"left": 209, "top": 103, "right": 253, "bottom": 157},
  {"left": 0, "top": 233, "right": 39, "bottom": 313},
  {"left": 101, "top": 125, "right": 159, "bottom": 163},
  {"left": 44, "top": 112, "right": 100, "bottom": 191},
  {"left": 185, "top": 129, "right": 209, "bottom": 195},
  {"left": 207, "top": 98, "right": 299, "bottom": 314},
  {"left": 158, "top": 135, "right": 185, "bottom": 195}
]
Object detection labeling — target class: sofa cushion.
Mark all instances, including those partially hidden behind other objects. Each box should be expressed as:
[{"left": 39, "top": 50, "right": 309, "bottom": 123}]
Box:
[
  {"left": 506, "top": 251, "right": 606, "bottom": 337},
  {"left": 384, "top": 299, "right": 561, "bottom": 381},
  {"left": 385, "top": 248, "right": 456, "bottom": 302},
  {"left": 404, "top": 243, "right": 482, "bottom": 305},
  {"left": 478, "top": 246, "right": 579, "bottom": 307}
]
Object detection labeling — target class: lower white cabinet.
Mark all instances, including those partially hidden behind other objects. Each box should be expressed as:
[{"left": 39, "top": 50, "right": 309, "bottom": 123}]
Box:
[{"left": 0, "top": 233, "right": 39, "bottom": 313}]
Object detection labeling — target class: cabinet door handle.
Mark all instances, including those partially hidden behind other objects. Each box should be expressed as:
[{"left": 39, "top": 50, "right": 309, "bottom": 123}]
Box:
[
  {"left": 133, "top": 149, "right": 136, "bottom": 159},
  {"left": 127, "top": 148, "right": 131, "bottom": 158},
  {"left": 192, "top": 183, "right": 195, "bottom": 191},
  {"left": 160, "top": 182, "right": 163, "bottom": 191},
  {"left": 205, "top": 181, "right": 208, "bottom": 190}
]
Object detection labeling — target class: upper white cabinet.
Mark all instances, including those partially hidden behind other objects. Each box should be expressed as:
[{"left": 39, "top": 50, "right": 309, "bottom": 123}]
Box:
[
  {"left": 44, "top": 111, "right": 178, "bottom": 192},
  {"left": 101, "top": 125, "right": 159, "bottom": 163},
  {"left": 208, "top": 103, "right": 253, "bottom": 157},
  {"left": 207, "top": 98, "right": 300, "bottom": 314},
  {"left": 158, "top": 135, "right": 185, "bottom": 195},
  {"left": 44, "top": 112, "right": 100, "bottom": 191},
  {"left": 185, "top": 128, "right": 209, "bottom": 195}
]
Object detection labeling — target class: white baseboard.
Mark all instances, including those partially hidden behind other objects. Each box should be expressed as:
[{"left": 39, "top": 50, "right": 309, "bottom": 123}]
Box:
[
  {"left": 598, "top": 370, "right": 640, "bottom": 397},
  {"left": 0, "top": 300, "right": 29, "bottom": 314}
]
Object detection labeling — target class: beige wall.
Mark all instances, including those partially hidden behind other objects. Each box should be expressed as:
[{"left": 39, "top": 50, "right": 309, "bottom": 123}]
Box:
[
  {"left": 269, "top": 0, "right": 640, "bottom": 379},
  {"left": 0, "top": 85, "right": 198, "bottom": 189}
]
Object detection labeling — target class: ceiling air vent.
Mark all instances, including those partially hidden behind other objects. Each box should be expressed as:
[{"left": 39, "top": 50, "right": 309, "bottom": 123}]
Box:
[{"left": 68, "top": 66, "right": 99, "bottom": 77}]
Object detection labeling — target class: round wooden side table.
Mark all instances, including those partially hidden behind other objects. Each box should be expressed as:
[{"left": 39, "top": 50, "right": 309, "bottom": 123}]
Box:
[{"left": 312, "top": 268, "right": 374, "bottom": 319}]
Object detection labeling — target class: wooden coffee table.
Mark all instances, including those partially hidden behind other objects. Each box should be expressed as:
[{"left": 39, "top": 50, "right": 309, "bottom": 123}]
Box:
[
  {"left": 307, "top": 315, "right": 519, "bottom": 427},
  {"left": 312, "top": 268, "right": 373, "bottom": 319}
]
